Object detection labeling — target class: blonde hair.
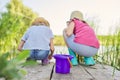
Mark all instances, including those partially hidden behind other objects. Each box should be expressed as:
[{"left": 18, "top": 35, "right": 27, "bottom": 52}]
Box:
[
  {"left": 32, "top": 17, "right": 50, "bottom": 27},
  {"left": 70, "top": 11, "right": 83, "bottom": 20}
]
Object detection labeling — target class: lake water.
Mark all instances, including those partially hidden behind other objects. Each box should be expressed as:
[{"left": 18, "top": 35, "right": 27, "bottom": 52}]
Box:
[{"left": 54, "top": 46, "right": 106, "bottom": 54}]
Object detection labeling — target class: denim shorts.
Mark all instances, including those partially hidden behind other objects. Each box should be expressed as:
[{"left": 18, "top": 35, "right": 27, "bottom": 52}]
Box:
[
  {"left": 63, "top": 32, "right": 98, "bottom": 57},
  {"left": 30, "top": 49, "right": 49, "bottom": 60}
]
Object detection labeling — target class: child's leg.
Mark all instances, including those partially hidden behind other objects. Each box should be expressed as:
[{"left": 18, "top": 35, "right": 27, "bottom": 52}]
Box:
[
  {"left": 68, "top": 48, "right": 78, "bottom": 66},
  {"left": 63, "top": 30, "right": 97, "bottom": 66},
  {"left": 28, "top": 50, "right": 50, "bottom": 64},
  {"left": 33, "top": 50, "right": 49, "bottom": 60},
  {"left": 35, "top": 50, "right": 50, "bottom": 65},
  {"left": 26, "top": 50, "right": 36, "bottom": 61},
  {"left": 84, "top": 57, "right": 95, "bottom": 66},
  {"left": 63, "top": 31, "right": 78, "bottom": 65},
  {"left": 42, "top": 58, "right": 50, "bottom": 65}
]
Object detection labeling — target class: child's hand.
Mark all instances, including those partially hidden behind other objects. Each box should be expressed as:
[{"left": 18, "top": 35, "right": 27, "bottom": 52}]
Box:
[
  {"left": 17, "top": 40, "right": 25, "bottom": 52},
  {"left": 17, "top": 47, "right": 22, "bottom": 52},
  {"left": 48, "top": 54, "right": 52, "bottom": 60}
]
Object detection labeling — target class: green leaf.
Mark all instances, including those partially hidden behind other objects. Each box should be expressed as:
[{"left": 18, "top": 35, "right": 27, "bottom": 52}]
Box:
[
  {"left": 0, "top": 53, "right": 9, "bottom": 71},
  {"left": 15, "top": 50, "right": 29, "bottom": 62},
  {"left": 21, "top": 60, "right": 38, "bottom": 67},
  {"left": 19, "top": 69, "right": 27, "bottom": 75}
]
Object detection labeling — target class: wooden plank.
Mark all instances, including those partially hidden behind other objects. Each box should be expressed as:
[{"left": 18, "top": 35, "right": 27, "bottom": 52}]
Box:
[
  {"left": 51, "top": 66, "right": 76, "bottom": 80},
  {"left": 1, "top": 63, "right": 119, "bottom": 80},
  {"left": 51, "top": 72, "right": 74, "bottom": 80},
  {"left": 82, "top": 64, "right": 120, "bottom": 80},
  {"left": 23, "top": 62, "right": 54, "bottom": 80},
  {"left": 51, "top": 63, "right": 120, "bottom": 80},
  {"left": 51, "top": 65, "right": 92, "bottom": 80},
  {"left": 71, "top": 65, "right": 94, "bottom": 80}
]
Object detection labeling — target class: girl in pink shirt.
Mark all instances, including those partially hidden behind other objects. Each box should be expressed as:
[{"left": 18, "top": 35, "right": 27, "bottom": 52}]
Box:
[{"left": 63, "top": 11, "right": 100, "bottom": 66}]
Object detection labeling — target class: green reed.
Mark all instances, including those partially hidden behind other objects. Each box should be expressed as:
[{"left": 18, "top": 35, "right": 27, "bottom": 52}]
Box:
[{"left": 97, "top": 31, "right": 120, "bottom": 70}]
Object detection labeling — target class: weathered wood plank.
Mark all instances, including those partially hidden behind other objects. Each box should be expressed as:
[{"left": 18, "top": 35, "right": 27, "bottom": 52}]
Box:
[
  {"left": 82, "top": 64, "right": 120, "bottom": 80},
  {"left": 71, "top": 65, "right": 96, "bottom": 80},
  {"left": 51, "top": 64, "right": 120, "bottom": 80},
  {"left": 23, "top": 62, "right": 54, "bottom": 80},
  {"left": 51, "top": 65, "right": 92, "bottom": 80}
]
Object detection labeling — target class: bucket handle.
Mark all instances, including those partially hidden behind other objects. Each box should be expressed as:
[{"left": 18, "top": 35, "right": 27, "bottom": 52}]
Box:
[{"left": 67, "top": 57, "right": 73, "bottom": 68}]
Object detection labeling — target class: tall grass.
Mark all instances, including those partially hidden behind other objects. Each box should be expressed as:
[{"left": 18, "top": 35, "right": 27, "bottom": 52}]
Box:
[{"left": 97, "top": 31, "right": 120, "bottom": 70}]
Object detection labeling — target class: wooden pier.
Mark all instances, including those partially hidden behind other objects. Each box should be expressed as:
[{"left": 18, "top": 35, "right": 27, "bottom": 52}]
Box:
[{"left": 23, "top": 62, "right": 120, "bottom": 80}]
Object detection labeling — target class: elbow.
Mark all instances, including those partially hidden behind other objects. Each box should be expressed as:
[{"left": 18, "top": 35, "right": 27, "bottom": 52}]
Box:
[
  {"left": 64, "top": 28, "right": 73, "bottom": 37},
  {"left": 21, "top": 40, "right": 26, "bottom": 43}
]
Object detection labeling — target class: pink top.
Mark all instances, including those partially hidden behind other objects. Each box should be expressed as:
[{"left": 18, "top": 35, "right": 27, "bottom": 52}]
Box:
[{"left": 72, "top": 18, "right": 100, "bottom": 48}]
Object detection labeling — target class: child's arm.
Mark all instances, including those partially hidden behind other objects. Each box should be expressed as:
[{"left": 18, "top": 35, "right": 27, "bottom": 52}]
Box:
[
  {"left": 48, "top": 38, "right": 54, "bottom": 60},
  {"left": 65, "top": 21, "right": 74, "bottom": 37},
  {"left": 18, "top": 40, "right": 25, "bottom": 51}
]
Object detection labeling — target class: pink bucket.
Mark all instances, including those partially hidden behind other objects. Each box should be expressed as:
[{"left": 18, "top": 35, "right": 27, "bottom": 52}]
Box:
[{"left": 53, "top": 54, "right": 73, "bottom": 74}]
